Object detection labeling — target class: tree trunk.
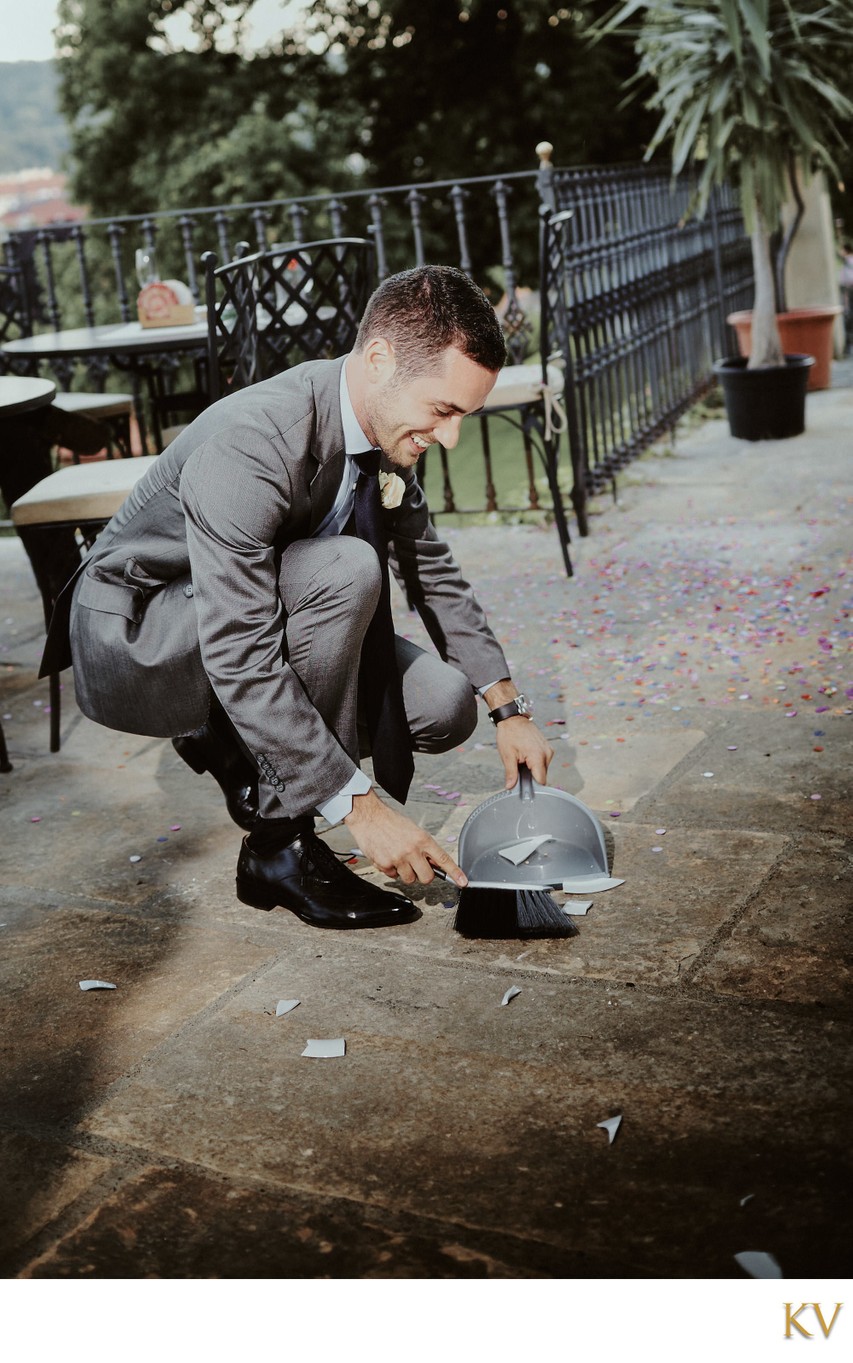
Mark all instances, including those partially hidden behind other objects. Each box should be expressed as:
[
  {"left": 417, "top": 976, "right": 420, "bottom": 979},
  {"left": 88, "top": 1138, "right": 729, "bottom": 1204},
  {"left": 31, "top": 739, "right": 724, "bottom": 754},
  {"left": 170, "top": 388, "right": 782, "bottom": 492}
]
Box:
[{"left": 749, "top": 215, "right": 785, "bottom": 368}]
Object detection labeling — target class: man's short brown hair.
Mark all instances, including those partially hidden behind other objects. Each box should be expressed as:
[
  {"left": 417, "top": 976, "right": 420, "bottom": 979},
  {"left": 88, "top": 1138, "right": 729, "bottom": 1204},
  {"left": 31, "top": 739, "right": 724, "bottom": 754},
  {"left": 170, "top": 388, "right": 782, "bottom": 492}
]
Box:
[{"left": 355, "top": 264, "right": 507, "bottom": 376}]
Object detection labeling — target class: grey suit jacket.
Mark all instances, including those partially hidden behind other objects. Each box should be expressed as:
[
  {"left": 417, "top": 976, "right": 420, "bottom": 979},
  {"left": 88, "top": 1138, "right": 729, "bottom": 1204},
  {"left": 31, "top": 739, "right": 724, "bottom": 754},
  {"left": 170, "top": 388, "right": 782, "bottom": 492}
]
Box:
[{"left": 43, "top": 357, "right": 509, "bottom": 811}]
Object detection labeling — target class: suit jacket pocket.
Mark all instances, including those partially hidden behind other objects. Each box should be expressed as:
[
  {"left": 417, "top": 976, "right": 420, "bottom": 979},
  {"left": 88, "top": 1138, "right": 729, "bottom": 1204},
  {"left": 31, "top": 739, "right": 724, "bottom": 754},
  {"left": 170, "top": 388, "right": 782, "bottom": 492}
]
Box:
[
  {"left": 75, "top": 574, "right": 146, "bottom": 623},
  {"left": 70, "top": 571, "right": 209, "bottom": 737}
]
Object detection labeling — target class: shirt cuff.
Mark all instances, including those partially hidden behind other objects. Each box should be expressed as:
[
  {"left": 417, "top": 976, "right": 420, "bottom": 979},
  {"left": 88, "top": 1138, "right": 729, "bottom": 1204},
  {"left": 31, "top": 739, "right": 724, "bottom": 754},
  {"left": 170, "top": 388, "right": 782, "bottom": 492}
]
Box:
[
  {"left": 315, "top": 767, "right": 372, "bottom": 825},
  {"left": 477, "top": 678, "right": 508, "bottom": 698}
]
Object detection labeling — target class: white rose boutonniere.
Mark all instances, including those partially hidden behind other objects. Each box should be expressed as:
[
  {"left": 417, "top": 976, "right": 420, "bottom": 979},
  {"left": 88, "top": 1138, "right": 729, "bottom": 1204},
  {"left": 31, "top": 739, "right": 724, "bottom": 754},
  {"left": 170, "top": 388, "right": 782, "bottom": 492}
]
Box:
[{"left": 378, "top": 471, "right": 405, "bottom": 509}]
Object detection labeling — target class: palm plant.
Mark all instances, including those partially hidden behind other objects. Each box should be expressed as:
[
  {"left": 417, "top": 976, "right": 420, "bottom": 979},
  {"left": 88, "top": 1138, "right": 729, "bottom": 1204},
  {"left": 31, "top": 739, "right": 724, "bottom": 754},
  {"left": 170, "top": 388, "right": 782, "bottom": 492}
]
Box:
[{"left": 593, "top": 0, "right": 853, "bottom": 367}]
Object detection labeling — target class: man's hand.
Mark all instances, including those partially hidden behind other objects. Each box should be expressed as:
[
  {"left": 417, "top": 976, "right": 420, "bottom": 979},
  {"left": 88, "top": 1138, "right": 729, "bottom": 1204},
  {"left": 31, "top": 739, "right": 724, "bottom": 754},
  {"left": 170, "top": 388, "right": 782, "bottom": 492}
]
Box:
[
  {"left": 496, "top": 717, "right": 553, "bottom": 788},
  {"left": 344, "top": 787, "right": 467, "bottom": 887}
]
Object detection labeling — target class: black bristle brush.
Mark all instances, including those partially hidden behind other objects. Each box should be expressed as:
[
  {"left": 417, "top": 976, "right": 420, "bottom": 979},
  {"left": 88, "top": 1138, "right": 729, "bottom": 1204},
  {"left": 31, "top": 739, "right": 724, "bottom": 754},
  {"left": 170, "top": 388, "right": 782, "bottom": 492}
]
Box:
[{"left": 452, "top": 882, "right": 578, "bottom": 940}]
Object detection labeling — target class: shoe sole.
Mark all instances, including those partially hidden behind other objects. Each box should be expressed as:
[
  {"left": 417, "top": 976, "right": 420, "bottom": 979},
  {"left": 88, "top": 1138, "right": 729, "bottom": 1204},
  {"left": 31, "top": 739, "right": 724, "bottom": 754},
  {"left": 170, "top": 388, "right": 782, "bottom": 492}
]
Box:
[{"left": 235, "top": 877, "right": 417, "bottom": 929}]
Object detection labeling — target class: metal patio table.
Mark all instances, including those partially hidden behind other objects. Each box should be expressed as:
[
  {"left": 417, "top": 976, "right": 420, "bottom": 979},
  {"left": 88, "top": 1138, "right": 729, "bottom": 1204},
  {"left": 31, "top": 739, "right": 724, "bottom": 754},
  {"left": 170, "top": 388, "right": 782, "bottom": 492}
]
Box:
[{"left": 1, "top": 317, "right": 209, "bottom": 451}]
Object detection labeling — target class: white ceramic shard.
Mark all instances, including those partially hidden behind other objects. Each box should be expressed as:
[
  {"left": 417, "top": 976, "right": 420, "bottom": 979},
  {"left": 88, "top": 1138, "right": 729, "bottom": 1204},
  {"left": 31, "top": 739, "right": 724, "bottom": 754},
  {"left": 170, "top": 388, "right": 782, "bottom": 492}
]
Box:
[
  {"left": 497, "top": 835, "right": 554, "bottom": 866},
  {"left": 79, "top": 980, "right": 117, "bottom": 991},
  {"left": 734, "top": 1251, "right": 782, "bottom": 1279},
  {"left": 596, "top": 1115, "right": 622, "bottom": 1144},
  {"left": 563, "top": 900, "right": 593, "bottom": 916},
  {"left": 302, "top": 1038, "right": 346, "bottom": 1058},
  {"left": 561, "top": 876, "right": 625, "bottom": 893},
  {"left": 500, "top": 986, "right": 521, "bottom": 1007},
  {"left": 275, "top": 999, "right": 300, "bottom": 1017}
]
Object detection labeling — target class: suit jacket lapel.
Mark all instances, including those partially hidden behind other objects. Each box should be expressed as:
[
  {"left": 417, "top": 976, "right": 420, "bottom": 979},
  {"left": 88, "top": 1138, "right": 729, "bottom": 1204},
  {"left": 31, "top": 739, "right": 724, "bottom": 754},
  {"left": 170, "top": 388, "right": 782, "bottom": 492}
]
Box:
[
  {"left": 307, "top": 448, "right": 346, "bottom": 534},
  {"left": 305, "top": 357, "right": 347, "bottom": 534}
]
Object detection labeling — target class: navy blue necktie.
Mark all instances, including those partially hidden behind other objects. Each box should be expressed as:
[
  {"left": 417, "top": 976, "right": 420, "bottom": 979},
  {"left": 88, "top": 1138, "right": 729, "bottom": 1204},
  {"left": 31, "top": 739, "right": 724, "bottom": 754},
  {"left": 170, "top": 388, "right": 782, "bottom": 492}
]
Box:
[{"left": 352, "top": 449, "right": 414, "bottom": 804}]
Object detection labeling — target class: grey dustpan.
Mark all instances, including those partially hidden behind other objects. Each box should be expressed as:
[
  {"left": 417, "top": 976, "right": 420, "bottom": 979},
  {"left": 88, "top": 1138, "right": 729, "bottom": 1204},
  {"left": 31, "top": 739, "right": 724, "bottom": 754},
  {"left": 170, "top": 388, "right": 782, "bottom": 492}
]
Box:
[{"left": 457, "top": 767, "right": 608, "bottom": 890}]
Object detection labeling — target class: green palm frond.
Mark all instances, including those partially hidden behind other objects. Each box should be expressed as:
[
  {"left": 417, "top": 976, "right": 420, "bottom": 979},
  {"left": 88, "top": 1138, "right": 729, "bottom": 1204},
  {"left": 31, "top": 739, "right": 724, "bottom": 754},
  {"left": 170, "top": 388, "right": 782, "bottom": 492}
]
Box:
[{"left": 592, "top": 0, "right": 853, "bottom": 231}]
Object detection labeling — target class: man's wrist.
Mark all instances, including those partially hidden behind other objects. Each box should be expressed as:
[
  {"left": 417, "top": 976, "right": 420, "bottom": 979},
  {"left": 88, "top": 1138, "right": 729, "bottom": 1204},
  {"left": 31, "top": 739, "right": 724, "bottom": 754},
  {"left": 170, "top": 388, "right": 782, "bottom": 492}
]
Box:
[
  {"left": 481, "top": 679, "right": 518, "bottom": 710},
  {"left": 343, "top": 786, "right": 383, "bottom": 825}
]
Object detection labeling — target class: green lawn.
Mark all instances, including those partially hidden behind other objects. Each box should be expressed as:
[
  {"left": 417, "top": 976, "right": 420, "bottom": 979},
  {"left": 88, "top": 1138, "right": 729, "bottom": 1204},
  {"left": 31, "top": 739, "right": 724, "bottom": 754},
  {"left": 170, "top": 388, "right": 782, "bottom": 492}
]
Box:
[{"left": 420, "top": 409, "right": 573, "bottom": 529}]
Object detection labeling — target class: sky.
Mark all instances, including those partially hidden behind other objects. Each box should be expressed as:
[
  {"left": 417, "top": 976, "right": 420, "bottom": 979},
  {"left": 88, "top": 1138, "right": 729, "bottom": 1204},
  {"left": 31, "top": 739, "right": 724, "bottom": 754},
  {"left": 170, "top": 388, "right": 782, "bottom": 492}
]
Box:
[{"left": 0, "top": 0, "right": 304, "bottom": 61}]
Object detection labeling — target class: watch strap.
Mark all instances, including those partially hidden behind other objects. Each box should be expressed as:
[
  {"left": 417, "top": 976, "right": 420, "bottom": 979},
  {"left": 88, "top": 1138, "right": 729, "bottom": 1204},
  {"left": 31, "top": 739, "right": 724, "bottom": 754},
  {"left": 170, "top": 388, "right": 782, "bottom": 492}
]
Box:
[{"left": 489, "top": 698, "right": 529, "bottom": 724}]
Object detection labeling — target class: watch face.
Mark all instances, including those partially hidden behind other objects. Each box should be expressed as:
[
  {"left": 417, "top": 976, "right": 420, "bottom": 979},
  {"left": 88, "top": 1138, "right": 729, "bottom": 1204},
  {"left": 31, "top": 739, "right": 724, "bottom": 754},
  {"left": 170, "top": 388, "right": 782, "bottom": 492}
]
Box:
[{"left": 516, "top": 693, "right": 531, "bottom": 715}]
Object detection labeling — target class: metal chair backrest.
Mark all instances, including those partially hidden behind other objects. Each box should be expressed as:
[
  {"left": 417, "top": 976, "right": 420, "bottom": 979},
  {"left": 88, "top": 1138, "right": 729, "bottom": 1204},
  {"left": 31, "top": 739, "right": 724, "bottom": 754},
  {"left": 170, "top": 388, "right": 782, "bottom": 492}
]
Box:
[
  {"left": 254, "top": 237, "right": 376, "bottom": 380},
  {"left": 202, "top": 237, "right": 375, "bottom": 405},
  {"left": 202, "top": 242, "right": 262, "bottom": 405}
]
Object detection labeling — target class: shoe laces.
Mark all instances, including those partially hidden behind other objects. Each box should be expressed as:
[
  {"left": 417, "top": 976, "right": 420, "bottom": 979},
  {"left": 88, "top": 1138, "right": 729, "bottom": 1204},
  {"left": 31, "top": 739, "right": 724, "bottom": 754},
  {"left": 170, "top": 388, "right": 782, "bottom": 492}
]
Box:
[{"left": 301, "top": 831, "right": 355, "bottom": 881}]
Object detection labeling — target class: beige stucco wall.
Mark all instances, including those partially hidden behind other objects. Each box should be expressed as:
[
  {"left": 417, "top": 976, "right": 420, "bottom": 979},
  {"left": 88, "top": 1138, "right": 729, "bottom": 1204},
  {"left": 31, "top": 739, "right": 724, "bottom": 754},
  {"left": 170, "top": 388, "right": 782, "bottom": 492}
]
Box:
[{"left": 781, "top": 170, "right": 845, "bottom": 355}]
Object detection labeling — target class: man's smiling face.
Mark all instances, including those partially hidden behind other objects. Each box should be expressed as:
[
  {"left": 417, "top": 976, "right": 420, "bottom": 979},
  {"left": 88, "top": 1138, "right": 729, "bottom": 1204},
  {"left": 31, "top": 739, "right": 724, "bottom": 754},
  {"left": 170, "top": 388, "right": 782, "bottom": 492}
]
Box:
[{"left": 360, "top": 344, "right": 499, "bottom": 469}]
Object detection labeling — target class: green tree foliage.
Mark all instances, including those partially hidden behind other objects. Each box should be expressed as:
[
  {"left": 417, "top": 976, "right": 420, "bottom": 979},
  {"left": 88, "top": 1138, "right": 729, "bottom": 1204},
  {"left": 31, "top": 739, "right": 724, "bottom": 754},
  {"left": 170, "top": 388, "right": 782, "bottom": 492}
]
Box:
[
  {"left": 56, "top": 0, "right": 345, "bottom": 216},
  {"left": 56, "top": 0, "right": 652, "bottom": 222},
  {"left": 301, "top": 0, "right": 652, "bottom": 186}
]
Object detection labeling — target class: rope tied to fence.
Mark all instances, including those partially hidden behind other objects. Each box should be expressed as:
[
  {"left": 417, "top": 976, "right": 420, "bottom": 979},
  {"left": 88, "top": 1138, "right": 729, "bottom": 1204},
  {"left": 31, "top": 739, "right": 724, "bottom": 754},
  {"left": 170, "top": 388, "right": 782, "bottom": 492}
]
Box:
[{"left": 531, "top": 350, "right": 566, "bottom": 441}]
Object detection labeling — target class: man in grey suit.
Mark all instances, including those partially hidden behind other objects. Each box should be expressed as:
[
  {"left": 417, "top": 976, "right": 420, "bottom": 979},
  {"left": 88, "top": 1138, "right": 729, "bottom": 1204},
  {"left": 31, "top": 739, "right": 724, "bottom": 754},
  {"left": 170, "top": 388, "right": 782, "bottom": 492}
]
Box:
[{"left": 43, "top": 265, "right": 553, "bottom": 929}]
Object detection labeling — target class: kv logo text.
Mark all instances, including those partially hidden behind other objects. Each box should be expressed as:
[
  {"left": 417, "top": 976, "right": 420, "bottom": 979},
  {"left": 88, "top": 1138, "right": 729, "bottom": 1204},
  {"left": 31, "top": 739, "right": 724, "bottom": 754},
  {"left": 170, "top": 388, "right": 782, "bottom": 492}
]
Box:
[{"left": 784, "top": 1303, "right": 843, "bottom": 1339}]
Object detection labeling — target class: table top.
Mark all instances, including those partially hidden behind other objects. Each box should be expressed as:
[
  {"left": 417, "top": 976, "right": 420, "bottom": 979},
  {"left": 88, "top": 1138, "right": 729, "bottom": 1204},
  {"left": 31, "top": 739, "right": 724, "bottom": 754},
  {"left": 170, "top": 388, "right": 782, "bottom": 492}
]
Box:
[
  {"left": 0, "top": 375, "right": 57, "bottom": 416},
  {"left": 1, "top": 316, "right": 209, "bottom": 360}
]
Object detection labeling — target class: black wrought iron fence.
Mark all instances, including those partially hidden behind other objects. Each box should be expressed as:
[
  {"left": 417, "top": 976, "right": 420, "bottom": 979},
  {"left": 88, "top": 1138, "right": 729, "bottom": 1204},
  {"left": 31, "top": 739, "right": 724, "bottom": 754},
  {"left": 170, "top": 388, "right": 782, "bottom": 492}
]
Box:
[
  {"left": 2, "top": 150, "right": 752, "bottom": 521},
  {"left": 540, "top": 163, "right": 752, "bottom": 493},
  {"left": 2, "top": 170, "right": 542, "bottom": 363}
]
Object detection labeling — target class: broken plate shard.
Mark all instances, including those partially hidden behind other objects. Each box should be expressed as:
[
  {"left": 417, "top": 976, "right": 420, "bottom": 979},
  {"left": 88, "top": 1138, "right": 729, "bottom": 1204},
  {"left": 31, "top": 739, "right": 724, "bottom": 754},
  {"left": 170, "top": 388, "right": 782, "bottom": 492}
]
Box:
[
  {"left": 734, "top": 1251, "right": 782, "bottom": 1279},
  {"left": 79, "top": 980, "right": 117, "bottom": 991},
  {"left": 275, "top": 999, "right": 300, "bottom": 1017},
  {"left": 498, "top": 835, "right": 554, "bottom": 866},
  {"left": 596, "top": 1115, "right": 622, "bottom": 1144},
  {"left": 563, "top": 900, "right": 593, "bottom": 916},
  {"left": 501, "top": 986, "right": 521, "bottom": 1007},
  {"left": 302, "top": 1038, "right": 346, "bottom": 1058},
  {"left": 562, "top": 876, "right": 625, "bottom": 893}
]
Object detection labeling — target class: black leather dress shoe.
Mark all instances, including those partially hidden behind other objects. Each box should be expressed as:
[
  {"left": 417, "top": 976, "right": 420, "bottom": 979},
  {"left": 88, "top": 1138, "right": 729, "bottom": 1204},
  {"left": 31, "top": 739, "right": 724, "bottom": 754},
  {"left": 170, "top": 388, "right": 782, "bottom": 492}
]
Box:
[
  {"left": 172, "top": 723, "right": 259, "bottom": 831},
  {"left": 235, "top": 829, "right": 419, "bottom": 929}
]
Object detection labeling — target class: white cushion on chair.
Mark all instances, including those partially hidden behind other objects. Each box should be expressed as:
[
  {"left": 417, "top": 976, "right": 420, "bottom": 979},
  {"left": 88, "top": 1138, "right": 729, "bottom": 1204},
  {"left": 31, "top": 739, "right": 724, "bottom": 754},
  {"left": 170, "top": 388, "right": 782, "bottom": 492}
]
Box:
[
  {"left": 52, "top": 391, "right": 134, "bottom": 420},
  {"left": 11, "top": 455, "right": 158, "bottom": 526},
  {"left": 481, "top": 361, "right": 565, "bottom": 410}
]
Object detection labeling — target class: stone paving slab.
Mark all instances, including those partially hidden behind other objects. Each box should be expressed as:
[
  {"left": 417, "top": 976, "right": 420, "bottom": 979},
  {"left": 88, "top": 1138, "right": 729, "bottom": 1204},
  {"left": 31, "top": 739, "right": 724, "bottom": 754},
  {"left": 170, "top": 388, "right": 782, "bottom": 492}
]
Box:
[
  {"left": 635, "top": 714, "right": 853, "bottom": 836},
  {"left": 19, "top": 1165, "right": 582, "bottom": 1279},
  {"left": 74, "top": 945, "right": 852, "bottom": 1277},
  {"left": 0, "top": 1131, "right": 113, "bottom": 1275},
  {"left": 0, "top": 901, "right": 273, "bottom": 1125},
  {"left": 693, "top": 830, "right": 853, "bottom": 1010}
]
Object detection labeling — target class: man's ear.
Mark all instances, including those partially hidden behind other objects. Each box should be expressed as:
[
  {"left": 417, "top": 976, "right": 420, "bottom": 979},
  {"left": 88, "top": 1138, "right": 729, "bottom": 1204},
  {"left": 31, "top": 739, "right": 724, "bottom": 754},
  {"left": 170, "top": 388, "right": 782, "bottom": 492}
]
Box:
[{"left": 362, "top": 336, "right": 397, "bottom": 386}]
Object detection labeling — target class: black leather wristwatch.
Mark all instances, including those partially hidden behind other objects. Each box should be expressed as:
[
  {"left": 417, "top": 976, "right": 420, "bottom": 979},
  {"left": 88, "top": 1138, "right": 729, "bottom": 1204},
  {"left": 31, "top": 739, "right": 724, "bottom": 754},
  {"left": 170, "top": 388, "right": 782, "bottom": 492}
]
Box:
[{"left": 488, "top": 693, "right": 533, "bottom": 725}]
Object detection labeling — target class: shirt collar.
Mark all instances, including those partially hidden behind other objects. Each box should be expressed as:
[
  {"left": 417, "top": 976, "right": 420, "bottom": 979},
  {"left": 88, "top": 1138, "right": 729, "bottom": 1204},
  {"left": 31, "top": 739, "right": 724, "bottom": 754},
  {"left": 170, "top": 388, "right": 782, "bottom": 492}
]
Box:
[{"left": 339, "top": 356, "right": 373, "bottom": 456}]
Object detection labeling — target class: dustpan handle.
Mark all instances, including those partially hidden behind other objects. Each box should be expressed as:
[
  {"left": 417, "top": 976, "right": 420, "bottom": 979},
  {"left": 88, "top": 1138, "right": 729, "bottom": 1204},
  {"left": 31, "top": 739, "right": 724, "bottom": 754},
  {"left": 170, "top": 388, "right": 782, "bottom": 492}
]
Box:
[{"left": 518, "top": 764, "right": 535, "bottom": 801}]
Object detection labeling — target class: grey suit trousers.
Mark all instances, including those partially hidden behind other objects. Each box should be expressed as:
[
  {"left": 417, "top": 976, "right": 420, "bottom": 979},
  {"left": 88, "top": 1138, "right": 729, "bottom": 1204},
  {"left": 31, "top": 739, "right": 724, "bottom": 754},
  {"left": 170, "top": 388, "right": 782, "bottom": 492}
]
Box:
[
  {"left": 254, "top": 535, "right": 477, "bottom": 817},
  {"left": 71, "top": 531, "right": 478, "bottom": 820}
]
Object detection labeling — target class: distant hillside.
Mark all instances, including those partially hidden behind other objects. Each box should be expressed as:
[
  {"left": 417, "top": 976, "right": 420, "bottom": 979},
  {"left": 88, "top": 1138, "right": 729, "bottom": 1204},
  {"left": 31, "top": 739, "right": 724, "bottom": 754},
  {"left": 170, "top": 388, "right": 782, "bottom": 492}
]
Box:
[{"left": 0, "top": 61, "right": 69, "bottom": 174}]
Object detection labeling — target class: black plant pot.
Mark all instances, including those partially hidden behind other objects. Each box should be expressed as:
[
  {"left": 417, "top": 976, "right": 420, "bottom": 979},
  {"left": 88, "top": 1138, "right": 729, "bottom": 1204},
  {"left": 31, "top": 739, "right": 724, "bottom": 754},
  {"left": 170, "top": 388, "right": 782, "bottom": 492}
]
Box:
[{"left": 713, "top": 354, "right": 815, "bottom": 441}]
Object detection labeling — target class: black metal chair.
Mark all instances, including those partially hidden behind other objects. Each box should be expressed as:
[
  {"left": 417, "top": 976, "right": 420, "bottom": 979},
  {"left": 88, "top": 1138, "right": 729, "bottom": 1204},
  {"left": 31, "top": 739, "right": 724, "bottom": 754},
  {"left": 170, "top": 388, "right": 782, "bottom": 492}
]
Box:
[
  {"left": 10, "top": 456, "right": 159, "bottom": 752},
  {"left": 426, "top": 212, "right": 580, "bottom": 579},
  {"left": 202, "top": 237, "right": 376, "bottom": 403},
  {"left": 0, "top": 263, "right": 136, "bottom": 459}
]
